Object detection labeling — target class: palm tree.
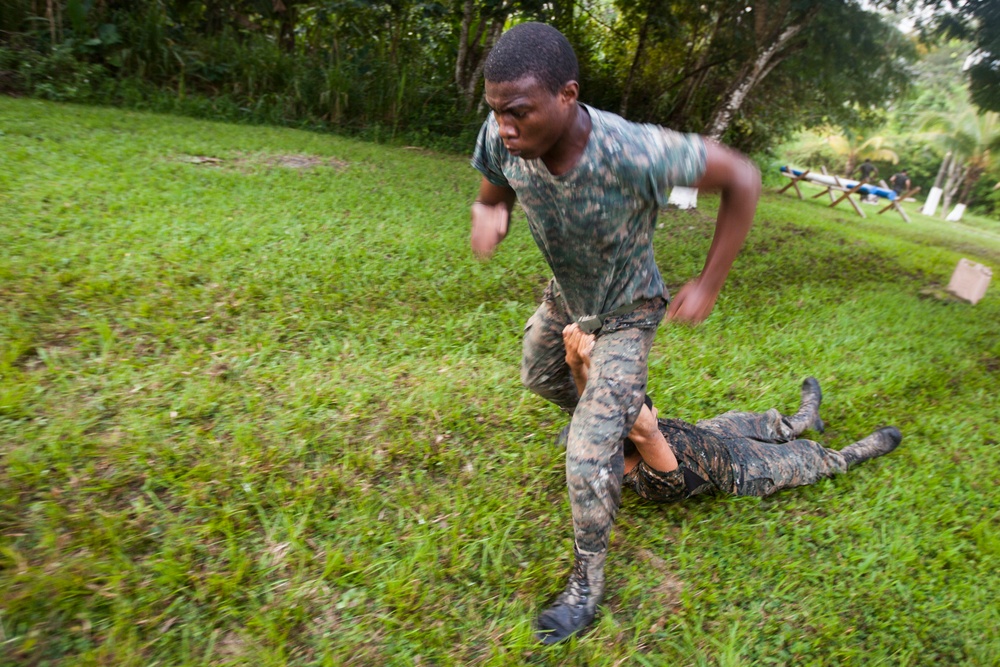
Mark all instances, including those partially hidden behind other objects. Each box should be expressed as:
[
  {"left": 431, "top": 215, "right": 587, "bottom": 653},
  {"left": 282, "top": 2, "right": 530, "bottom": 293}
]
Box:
[
  {"left": 820, "top": 126, "right": 899, "bottom": 177},
  {"left": 920, "top": 105, "right": 1000, "bottom": 216}
]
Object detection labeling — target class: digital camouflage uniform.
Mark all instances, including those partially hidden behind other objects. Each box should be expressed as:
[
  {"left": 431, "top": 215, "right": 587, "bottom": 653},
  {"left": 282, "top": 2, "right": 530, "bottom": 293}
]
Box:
[
  {"left": 625, "top": 409, "right": 849, "bottom": 502},
  {"left": 472, "top": 105, "right": 706, "bottom": 615}
]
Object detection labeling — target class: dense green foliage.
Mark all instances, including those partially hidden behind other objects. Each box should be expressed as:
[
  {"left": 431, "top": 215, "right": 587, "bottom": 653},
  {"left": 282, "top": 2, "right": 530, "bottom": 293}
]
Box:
[
  {"left": 1, "top": 0, "right": 916, "bottom": 152},
  {"left": 917, "top": 0, "right": 1000, "bottom": 113},
  {"left": 2, "top": 99, "right": 999, "bottom": 665}
]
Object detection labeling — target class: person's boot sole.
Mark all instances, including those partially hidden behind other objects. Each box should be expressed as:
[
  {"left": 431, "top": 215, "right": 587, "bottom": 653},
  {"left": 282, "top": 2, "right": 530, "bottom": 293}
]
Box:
[
  {"left": 801, "top": 377, "right": 825, "bottom": 433},
  {"left": 843, "top": 426, "right": 902, "bottom": 466}
]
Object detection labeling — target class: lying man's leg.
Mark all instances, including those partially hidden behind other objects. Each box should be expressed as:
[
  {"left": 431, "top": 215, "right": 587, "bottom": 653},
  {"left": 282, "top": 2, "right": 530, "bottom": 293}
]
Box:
[
  {"left": 627, "top": 420, "right": 902, "bottom": 502},
  {"left": 696, "top": 378, "right": 824, "bottom": 443},
  {"left": 724, "top": 426, "right": 901, "bottom": 497},
  {"left": 563, "top": 330, "right": 902, "bottom": 502}
]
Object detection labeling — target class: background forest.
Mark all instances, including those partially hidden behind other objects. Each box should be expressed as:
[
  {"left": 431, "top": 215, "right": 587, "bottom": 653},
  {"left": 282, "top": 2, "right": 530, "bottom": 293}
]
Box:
[{"left": 0, "top": 0, "right": 998, "bottom": 213}]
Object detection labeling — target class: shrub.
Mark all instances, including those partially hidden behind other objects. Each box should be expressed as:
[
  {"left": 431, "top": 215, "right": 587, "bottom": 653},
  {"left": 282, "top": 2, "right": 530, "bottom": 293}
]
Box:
[{"left": 0, "top": 43, "right": 108, "bottom": 102}]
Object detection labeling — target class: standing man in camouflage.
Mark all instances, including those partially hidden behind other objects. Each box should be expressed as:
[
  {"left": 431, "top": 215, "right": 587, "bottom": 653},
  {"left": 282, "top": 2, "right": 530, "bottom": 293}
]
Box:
[{"left": 469, "top": 22, "right": 760, "bottom": 643}]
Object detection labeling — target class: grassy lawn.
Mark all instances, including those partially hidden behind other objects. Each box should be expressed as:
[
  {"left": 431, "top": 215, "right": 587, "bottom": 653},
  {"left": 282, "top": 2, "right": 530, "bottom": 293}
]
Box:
[{"left": 1, "top": 97, "right": 999, "bottom": 666}]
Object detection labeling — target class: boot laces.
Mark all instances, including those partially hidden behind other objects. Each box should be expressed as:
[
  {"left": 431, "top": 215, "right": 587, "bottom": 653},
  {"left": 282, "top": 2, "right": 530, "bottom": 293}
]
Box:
[{"left": 556, "top": 557, "right": 591, "bottom": 608}]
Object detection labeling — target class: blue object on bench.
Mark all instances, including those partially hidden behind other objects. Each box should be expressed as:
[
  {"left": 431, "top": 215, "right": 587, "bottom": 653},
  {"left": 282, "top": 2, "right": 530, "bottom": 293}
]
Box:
[{"left": 780, "top": 166, "right": 897, "bottom": 201}]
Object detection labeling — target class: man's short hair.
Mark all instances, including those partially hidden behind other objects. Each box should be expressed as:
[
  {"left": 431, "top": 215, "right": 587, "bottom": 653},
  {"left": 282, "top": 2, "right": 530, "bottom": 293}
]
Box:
[{"left": 483, "top": 22, "right": 579, "bottom": 94}]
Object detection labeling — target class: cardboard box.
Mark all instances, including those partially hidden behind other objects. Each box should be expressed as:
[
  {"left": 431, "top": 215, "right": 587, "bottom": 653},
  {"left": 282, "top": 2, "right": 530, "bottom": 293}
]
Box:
[{"left": 946, "top": 259, "right": 992, "bottom": 304}]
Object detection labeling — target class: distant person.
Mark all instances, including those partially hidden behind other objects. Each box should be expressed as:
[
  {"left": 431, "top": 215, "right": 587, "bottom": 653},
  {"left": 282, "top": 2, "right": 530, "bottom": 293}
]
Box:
[
  {"left": 890, "top": 169, "right": 911, "bottom": 196},
  {"left": 853, "top": 159, "right": 878, "bottom": 183}
]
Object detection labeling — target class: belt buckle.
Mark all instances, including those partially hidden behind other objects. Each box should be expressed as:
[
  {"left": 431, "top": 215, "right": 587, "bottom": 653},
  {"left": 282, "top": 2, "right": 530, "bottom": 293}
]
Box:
[{"left": 579, "top": 316, "right": 602, "bottom": 334}]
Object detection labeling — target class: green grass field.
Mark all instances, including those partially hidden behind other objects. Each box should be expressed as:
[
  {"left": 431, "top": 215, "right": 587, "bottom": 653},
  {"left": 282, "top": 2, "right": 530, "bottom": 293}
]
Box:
[{"left": 1, "top": 98, "right": 999, "bottom": 666}]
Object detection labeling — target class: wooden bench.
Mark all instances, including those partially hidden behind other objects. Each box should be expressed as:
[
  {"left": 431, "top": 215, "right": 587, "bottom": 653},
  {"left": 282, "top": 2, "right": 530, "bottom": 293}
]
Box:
[{"left": 778, "top": 166, "right": 917, "bottom": 222}]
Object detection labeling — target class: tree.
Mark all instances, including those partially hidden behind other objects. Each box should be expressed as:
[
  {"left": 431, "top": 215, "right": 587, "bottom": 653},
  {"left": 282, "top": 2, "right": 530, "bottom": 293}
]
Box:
[
  {"left": 821, "top": 127, "right": 899, "bottom": 176},
  {"left": 454, "top": 0, "right": 509, "bottom": 114},
  {"left": 703, "top": 1, "right": 822, "bottom": 140},
  {"left": 613, "top": 0, "right": 678, "bottom": 118},
  {"left": 601, "top": 0, "right": 913, "bottom": 152},
  {"left": 920, "top": 102, "right": 1000, "bottom": 214},
  {"left": 916, "top": 0, "right": 1000, "bottom": 113},
  {"left": 0, "top": 0, "right": 921, "bottom": 151}
]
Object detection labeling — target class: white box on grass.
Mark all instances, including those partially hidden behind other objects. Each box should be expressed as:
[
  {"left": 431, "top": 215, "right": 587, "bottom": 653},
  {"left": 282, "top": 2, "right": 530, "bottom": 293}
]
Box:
[{"left": 946, "top": 259, "right": 992, "bottom": 305}]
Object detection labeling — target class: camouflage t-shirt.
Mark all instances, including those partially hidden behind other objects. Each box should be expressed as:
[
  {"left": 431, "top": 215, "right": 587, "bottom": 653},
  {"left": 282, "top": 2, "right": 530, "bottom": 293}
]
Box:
[{"left": 471, "top": 104, "right": 706, "bottom": 320}]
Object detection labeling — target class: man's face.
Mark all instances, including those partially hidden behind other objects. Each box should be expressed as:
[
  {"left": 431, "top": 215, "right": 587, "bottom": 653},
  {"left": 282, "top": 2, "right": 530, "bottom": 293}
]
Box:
[{"left": 484, "top": 76, "right": 577, "bottom": 161}]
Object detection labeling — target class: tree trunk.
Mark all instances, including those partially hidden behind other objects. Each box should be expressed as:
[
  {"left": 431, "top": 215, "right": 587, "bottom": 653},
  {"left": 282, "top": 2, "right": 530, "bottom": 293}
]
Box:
[
  {"left": 668, "top": 12, "right": 724, "bottom": 127},
  {"left": 455, "top": 0, "right": 475, "bottom": 96},
  {"left": 273, "top": 0, "right": 296, "bottom": 53},
  {"left": 45, "top": 0, "right": 57, "bottom": 46},
  {"left": 620, "top": 6, "right": 653, "bottom": 118},
  {"left": 704, "top": 1, "right": 821, "bottom": 140},
  {"left": 206, "top": 0, "right": 221, "bottom": 36},
  {"left": 844, "top": 155, "right": 857, "bottom": 178},
  {"left": 958, "top": 163, "right": 984, "bottom": 205},
  {"left": 455, "top": 1, "right": 507, "bottom": 114},
  {"left": 932, "top": 150, "right": 952, "bottom": 189},
  {"left": 551, "top": 0, "right": 575, "bottom": 36},
  {"left": 467, "top": 22, "right": 503, "bottom": 111},
  {"left": 940, "top": 158, "right": 963, "bottom": 218},
  {"left": 705, "top": 19, "right": 809, "bottom": 140}
]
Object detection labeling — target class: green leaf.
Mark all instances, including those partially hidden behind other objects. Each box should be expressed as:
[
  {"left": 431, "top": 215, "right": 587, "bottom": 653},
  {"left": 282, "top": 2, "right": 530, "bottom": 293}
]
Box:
[{"left": 98, "top": 23, "right": 121, "bottom": 46}]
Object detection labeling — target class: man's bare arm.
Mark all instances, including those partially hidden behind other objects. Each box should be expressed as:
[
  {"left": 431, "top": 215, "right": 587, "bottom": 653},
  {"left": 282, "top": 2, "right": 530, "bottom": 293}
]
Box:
[
  {"left": 471, "top": 178, "right": 516, "bottom": 259},
  {"left": 668, "top": 141, "right": 760, "bottom": 324}
]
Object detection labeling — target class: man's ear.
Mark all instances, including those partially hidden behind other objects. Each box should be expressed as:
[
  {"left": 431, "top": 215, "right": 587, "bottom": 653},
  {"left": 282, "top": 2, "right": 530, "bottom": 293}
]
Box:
[{"left": 559, "top": 81, "right": 579, "bottom": 106}]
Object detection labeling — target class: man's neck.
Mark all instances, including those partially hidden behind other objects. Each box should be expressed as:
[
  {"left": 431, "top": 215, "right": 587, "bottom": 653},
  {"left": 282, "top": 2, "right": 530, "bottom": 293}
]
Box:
[{"left": 542, "top": 104, "right": 592, "bottom": 176}]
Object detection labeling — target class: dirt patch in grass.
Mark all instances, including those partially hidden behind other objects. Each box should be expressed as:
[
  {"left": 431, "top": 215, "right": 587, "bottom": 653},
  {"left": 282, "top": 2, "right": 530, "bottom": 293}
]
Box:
[
  {"left": 179, "top": 152, "right": 349, "bottom": 171},
  {"left": 11, "top": 326, "right": 85, "bottom": 370},
  {"left": 981, "top": 354, "right": 1000, "bottom": 373},
  {"left": 253, "top": 153, "right": 348, "bottom": 170},
  {"left": 636, "top": 547, "right": 684, "bottom": 612}
]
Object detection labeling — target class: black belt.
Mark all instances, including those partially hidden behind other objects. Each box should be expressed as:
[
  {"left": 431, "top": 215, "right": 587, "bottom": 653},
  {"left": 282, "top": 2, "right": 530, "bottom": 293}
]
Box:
[{"left": 578, "top": 298, "right": 649, "bottom": 334}]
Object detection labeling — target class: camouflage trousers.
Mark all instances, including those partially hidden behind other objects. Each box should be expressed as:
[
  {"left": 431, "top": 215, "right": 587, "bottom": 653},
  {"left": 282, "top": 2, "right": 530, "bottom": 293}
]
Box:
[
  {"left": 624, "top": 410, "right": 849, "bottom": 503},
  {"left": 521, "top": 280, "right": 667, "bottom": 555}
]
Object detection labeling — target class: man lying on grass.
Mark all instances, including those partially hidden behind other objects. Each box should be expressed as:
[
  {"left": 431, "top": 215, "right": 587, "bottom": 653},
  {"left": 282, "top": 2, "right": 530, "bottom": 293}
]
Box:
[
  {"left": 469, "top": 22, "right": 760, "bottom": 644},
  {"left": 556, "top": 322, "right": 902, "bottom": 640}
]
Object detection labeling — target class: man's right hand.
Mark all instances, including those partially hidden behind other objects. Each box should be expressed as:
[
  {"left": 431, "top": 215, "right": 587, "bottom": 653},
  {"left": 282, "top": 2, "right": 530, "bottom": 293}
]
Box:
[
  {"left": 470, "top": 201, "right": 510, "bottom": 259},
  {"left": 470, "top": 177, "right": 516, "bottom": 259}
]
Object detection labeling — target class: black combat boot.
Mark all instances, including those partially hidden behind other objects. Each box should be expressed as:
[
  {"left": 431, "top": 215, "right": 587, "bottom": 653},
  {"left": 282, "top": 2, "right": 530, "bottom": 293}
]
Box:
[
  {"left": 840, "top": 426, "right": 902, "bottom": 467},
  {"left": 535, "top": 545, "right": 606, "bottom": 645},
  {"left": 785, "top": 377, "right": 825, "bottom": 435}
]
